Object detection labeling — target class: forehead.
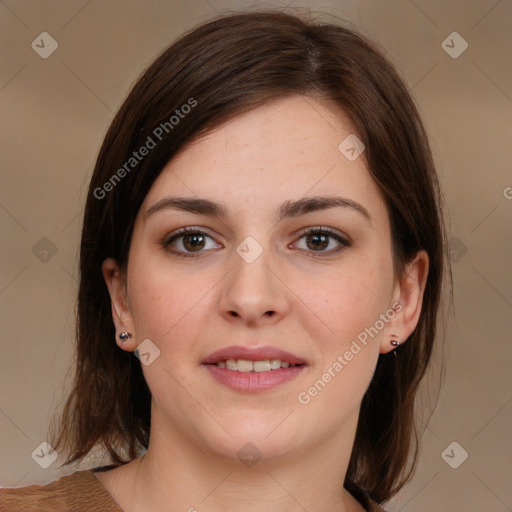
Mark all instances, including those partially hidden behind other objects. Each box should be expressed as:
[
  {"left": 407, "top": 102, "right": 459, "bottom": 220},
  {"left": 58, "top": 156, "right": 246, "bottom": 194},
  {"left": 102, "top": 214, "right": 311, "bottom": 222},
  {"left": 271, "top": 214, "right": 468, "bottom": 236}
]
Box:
[{"left": 140, "top": 95, "right": 387, "bottom": 225}]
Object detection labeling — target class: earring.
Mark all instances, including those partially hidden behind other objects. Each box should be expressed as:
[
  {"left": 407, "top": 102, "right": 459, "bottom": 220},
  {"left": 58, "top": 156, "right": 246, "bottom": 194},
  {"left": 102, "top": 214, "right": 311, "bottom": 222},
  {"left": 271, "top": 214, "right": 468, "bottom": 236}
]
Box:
[
  {"left": 390, "top": 335, "right": 400, "bottom": 348},
  {"left": 119, "top": 332, "right": 132, "bottom": 345}
]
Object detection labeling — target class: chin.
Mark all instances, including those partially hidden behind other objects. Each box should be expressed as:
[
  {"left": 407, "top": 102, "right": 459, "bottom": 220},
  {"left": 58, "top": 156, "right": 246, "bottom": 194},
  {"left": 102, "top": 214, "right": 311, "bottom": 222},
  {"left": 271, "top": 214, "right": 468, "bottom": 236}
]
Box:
[
  {"left": 187, "top": 410, "right": 301, "bottom": 463},
  {"left": 210, "top": 432, "right": 300, "bottom": 467}
]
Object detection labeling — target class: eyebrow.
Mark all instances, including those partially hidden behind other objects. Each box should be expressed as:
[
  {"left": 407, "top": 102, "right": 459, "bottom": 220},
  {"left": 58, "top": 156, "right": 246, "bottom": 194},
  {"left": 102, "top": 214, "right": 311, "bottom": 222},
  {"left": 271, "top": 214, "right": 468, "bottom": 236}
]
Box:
[{"left": 145, "top": 195, "right": 372, "bottom": 225}]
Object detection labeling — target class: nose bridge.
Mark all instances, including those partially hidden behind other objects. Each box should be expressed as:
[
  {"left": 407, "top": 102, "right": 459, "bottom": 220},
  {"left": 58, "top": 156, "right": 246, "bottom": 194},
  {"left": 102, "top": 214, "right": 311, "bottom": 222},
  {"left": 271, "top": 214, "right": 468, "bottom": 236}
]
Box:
[{"left": 220, "top": 234, "right": 287, "bottom": 323}]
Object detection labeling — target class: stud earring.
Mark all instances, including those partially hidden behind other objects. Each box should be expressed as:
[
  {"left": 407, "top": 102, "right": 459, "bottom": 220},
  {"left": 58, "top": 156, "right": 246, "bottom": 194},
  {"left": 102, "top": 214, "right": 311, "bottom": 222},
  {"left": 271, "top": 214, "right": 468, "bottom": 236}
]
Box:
[
  {"left": 390, "top": 334, "right": 400, "bottom": 348},
  {"left": 119, "top": 332, "right": 132, "bottom": 345}
]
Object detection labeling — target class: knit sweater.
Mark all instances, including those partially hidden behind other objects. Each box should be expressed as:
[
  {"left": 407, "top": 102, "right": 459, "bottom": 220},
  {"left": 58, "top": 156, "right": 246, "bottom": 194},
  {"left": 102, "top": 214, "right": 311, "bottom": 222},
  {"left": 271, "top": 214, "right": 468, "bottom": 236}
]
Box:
[{"left": 0, "top": 468, "right": 387, "bottom": 511}]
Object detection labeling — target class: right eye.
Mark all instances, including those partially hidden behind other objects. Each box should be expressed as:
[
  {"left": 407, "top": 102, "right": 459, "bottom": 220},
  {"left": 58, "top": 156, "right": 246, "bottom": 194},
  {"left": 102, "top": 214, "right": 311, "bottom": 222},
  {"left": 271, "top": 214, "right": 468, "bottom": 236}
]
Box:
[{"left": 161, "top": 227, "right": 222, "bottom": 257}]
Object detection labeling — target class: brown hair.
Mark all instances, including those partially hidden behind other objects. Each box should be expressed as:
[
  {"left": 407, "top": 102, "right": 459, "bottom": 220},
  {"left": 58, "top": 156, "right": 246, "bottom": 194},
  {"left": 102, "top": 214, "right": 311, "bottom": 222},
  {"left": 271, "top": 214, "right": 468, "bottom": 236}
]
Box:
[{"left": 48, "top": 9, "right": 451, "bottom": 504}]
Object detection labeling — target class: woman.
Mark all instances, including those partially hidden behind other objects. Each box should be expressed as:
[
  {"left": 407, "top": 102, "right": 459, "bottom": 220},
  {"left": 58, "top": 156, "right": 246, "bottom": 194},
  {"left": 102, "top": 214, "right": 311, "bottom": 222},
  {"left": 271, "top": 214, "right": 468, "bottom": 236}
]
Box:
[{"left": 0, "top": 9, "right": 450, "bottom": 512}]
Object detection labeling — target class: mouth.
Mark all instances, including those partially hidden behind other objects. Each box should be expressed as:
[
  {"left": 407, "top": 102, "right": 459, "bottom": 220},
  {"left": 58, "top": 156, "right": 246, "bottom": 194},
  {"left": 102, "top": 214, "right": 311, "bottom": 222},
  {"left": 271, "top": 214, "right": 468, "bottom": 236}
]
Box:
[
  {"left": 208, "top": 358, "right": 303, "bottom": 371},
  {"left": 202, "top": 345, "right": 307, "bottom": 392}
]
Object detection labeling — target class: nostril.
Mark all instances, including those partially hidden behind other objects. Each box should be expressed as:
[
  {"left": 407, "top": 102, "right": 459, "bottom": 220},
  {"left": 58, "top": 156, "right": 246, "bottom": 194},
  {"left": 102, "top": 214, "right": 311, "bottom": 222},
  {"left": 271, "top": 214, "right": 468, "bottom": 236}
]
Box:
[{"left": 226, "top": 310, "right": 275, "bottom": 318}]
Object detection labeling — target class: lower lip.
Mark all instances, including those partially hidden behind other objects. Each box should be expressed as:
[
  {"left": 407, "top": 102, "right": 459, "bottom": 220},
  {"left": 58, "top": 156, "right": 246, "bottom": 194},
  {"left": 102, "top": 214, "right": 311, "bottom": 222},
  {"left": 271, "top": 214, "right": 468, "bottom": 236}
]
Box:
[{"left": 203, "top": 364, "right": 306, "bottom": 392}]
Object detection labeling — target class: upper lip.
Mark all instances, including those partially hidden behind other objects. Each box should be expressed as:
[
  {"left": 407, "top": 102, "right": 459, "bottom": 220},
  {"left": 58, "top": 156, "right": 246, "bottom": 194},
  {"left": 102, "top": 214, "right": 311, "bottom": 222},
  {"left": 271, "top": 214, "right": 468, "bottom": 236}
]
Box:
[{"left": 203, "top": 345, "right": 307, "bottom": 365}]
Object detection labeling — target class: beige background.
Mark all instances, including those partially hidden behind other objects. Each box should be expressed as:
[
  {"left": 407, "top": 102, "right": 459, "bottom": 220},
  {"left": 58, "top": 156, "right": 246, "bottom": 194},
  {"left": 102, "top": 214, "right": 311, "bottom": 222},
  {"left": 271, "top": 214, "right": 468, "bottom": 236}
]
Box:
[{"left": 1, "top": 0, "right": 511, "bottom": 510}]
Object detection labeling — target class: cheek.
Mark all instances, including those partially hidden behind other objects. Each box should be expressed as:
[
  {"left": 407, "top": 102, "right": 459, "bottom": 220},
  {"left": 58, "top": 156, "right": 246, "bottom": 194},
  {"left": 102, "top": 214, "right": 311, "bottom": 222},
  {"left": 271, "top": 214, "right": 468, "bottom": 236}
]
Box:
[
  {"left": 126, "top": 253, "right": 203, "bottom": 343},
  {"left": 295, "top": 259, "right": 392, "bottom": 405},
  {"left": 304, "top": 261, "right": 391, "bottom": 345},
  {"left": 297, "top": 285, "right": 385, "bottom": 416}
]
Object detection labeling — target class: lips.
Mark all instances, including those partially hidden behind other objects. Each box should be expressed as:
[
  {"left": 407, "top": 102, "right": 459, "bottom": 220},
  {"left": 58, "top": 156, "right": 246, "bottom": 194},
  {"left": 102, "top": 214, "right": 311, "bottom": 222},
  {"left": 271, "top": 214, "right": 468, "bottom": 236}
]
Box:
[
  {"left": 202, "top": 345, "right": 307, "bottom": 366},
  {"left": 202, "top": 345, "right": 308, "bottom": 392}
]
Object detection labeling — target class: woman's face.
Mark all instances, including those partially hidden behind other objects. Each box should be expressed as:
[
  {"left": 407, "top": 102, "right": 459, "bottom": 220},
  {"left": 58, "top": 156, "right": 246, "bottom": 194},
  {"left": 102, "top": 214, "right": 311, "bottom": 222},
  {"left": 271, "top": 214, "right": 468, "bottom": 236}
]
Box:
[{"left": 104, "top": 95, "right": 427, "bottom": 464}]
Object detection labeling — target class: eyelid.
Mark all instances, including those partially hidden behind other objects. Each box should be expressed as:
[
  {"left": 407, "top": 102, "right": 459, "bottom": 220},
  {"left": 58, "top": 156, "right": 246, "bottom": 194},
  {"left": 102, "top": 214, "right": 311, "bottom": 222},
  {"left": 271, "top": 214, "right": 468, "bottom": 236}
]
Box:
[
  {"left": 163, "top": 225, "right": 216, "bottom": 241},
  {"left": 294, "top": 225, "right": 351, "bottom": 244},
  {"left": 161, "top": 226, "right": 221, "bottom": 252}
]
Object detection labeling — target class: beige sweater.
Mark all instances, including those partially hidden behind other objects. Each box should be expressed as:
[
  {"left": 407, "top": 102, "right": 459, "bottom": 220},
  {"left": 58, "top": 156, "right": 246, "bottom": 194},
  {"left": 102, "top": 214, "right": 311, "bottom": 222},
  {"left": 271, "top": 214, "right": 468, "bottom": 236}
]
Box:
[
  {"left": 0, "top": 469, "right": 386, "bottom": 511},
  {"left": 0, "top": 470, "right": 123, "bottom": 512}
]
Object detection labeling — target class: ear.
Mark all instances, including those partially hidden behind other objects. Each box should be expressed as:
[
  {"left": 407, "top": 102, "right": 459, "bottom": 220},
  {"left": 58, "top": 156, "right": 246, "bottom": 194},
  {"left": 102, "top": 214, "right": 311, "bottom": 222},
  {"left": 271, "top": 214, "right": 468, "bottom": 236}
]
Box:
[
  {"left": 102, "top": 257, "right": 136, "bottom": 351},
  {"left": 380, "top": 250, "right": 429, "bottom": 354}
]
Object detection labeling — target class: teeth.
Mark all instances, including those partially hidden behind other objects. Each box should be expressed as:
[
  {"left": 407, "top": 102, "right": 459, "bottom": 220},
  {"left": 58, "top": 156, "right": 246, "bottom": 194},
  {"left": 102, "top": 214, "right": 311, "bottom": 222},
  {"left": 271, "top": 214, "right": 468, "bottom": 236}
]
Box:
[
  {"left": 237, "top": 359, "right": 254, "bottom": 372},
  {"left": 225, "top": 359, "right": 238, "bottom": 371},
  {"left": 216, "top": 359, "right": 297, "bottom": 372},
  {"left": 253, "top": 360, "right": 270, "bottom": 372}
]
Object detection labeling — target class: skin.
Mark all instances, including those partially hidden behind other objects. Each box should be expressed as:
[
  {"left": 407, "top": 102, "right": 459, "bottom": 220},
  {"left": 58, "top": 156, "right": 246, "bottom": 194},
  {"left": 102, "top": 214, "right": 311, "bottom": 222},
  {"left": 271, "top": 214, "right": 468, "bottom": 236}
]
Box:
[{"left": 99, "top": 95, "right": 429, "bottom": 512}]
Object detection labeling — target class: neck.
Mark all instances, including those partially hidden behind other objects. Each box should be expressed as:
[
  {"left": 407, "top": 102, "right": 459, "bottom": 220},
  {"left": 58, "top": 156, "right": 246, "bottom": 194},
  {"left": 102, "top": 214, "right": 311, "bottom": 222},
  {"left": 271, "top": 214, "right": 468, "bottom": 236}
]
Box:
[{"left": 113, "top": 410, "right": 365, "bottom": 512}]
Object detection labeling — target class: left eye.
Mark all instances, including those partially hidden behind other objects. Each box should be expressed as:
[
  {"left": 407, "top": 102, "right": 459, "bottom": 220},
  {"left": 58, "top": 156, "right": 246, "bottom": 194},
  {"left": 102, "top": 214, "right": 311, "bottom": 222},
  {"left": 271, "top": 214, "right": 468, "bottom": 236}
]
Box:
[{"left": 293, "top": 228, "right": 350, "bottom": 255}]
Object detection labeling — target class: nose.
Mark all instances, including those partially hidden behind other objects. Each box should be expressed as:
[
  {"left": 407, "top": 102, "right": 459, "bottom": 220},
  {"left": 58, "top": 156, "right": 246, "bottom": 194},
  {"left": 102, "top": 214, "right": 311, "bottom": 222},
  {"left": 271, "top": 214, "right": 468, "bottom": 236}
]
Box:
[{"left": 218, "top": 242, "right": 290, "bottom": 327}]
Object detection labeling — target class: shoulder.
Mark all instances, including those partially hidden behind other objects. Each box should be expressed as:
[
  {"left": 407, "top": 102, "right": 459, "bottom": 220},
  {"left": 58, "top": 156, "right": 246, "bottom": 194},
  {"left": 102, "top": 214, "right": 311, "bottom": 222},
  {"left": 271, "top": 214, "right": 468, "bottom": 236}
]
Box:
[{"left": 0, "top": 469, "right": 123, "bottom": 512}]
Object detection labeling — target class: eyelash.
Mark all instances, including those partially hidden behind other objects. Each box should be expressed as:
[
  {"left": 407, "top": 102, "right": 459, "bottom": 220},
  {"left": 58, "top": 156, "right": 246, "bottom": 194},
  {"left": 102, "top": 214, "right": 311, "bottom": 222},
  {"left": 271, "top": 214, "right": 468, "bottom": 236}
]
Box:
[{"left": 161, "top": 226, "right": 351, "bottom": 259}]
